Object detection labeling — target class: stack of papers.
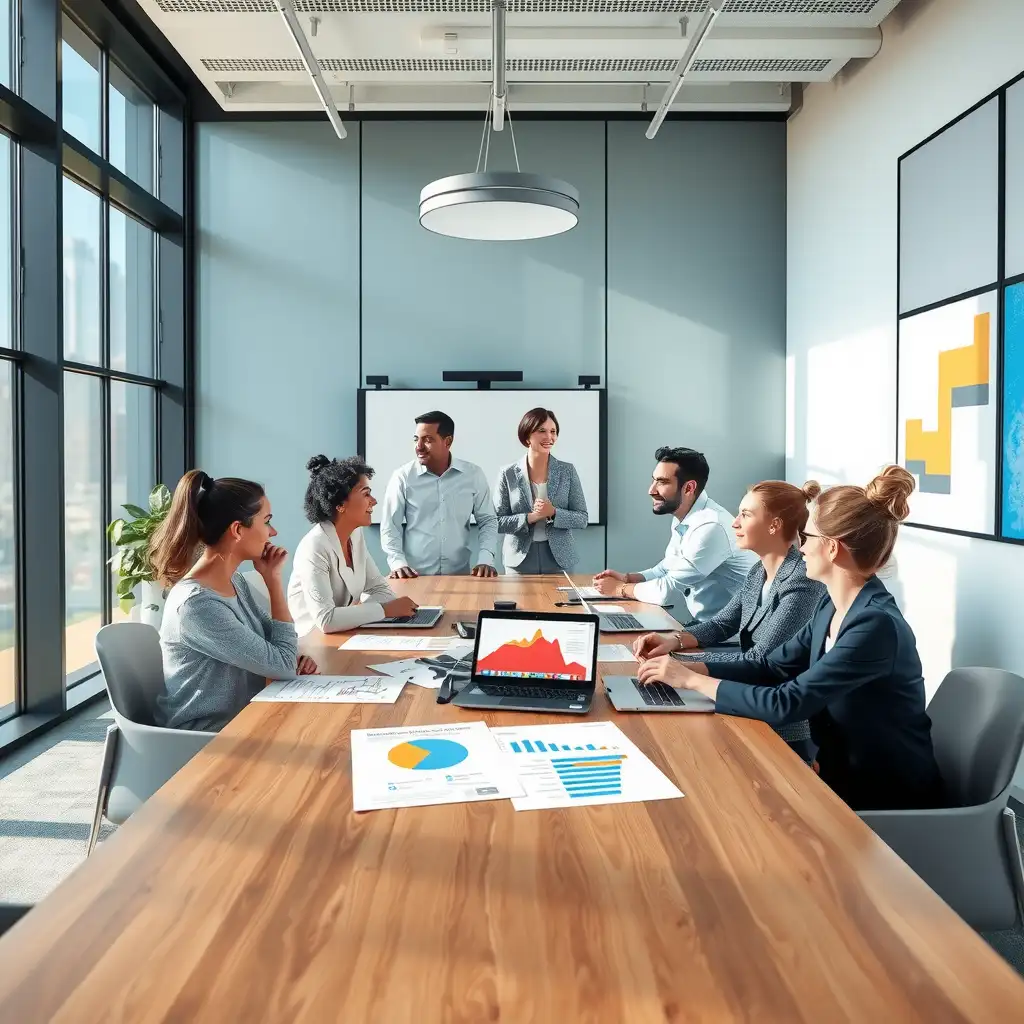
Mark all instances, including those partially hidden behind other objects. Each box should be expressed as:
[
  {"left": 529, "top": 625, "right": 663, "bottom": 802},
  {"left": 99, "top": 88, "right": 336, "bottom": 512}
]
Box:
[
  {"left": 371, "top": 646, "right": 473, "bottom": 690},
  {"left": 351, "top": 720, "right": 683, "bottom": 813},
  {"left": 339, "top": 634, "right": 455, "bottom": 652},
  {"left": 254, "top": 675, "right": 406, "bottom": 704}
]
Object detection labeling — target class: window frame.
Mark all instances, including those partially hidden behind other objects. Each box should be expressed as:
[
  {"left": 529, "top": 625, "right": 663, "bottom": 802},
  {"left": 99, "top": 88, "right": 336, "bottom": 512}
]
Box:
[{"left": 0, "top": 0, "right": 191, "bottom": 749}]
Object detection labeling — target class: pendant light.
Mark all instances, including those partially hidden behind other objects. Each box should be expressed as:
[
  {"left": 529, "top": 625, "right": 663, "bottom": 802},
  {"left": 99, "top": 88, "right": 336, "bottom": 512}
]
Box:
[{"left": 418, "top": 2, "right": 580, "bottom": 241}]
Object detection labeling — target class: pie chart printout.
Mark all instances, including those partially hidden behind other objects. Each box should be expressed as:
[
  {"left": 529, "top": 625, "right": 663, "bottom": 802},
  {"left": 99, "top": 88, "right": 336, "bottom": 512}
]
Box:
[{"left": 388, "top": 738, "right": 469, "bottom": 771}]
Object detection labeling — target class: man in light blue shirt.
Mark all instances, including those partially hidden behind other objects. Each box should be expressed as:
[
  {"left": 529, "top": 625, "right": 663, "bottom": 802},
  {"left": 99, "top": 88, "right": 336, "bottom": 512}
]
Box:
[
  {"left": 380, "top": 410, "right": 499, "bottom": 578},
  {"left": 594, "top": 447, "right": 756, "bottom": 620}
]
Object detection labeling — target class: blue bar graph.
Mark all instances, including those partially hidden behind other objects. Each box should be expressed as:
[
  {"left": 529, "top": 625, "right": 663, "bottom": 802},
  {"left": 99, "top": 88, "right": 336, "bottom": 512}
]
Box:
[
  {"left": 523, "top": 740, "right": 535, "bottom": 753},
  {"left": 551, "top": 754, "right": 625, "bottom": 798},
  {"left": 510, "top": 742, "right": 522, "bottom": 753}
]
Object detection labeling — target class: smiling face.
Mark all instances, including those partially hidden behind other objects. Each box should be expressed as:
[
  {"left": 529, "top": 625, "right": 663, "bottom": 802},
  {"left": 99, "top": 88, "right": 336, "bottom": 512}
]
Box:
[
  {"left": 414, "top": 422, "right": 452, "bottom": 472},
  {"left": 648, "top": 461, "right": 695, "bottom": 517},
  {"left": 731, "top": 491, "right": 780, "bottom": 553},
  {"left": 336, "top": 475, "right": 376, "bottom": 530},
  {"left": 527, "top": 417, "right": 558, "bottom": 456}
]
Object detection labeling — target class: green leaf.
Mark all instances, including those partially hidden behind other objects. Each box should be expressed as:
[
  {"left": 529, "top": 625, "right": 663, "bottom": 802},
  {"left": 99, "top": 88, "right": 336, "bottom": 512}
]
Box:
[
  {"left": 121, "top": 504, "right": 149, "bottom": 520},
  {"left": 116, "top": 579, "right": 137, "bottom": 599},
  {"left": 151, "top": 484, "right": 172, "bottom": 514},
  {"left": 119, "top": 596, "right": 136, "bottom": 615},
  {"left": 107, "top": 519, "right": 125, "bottom": 544}
]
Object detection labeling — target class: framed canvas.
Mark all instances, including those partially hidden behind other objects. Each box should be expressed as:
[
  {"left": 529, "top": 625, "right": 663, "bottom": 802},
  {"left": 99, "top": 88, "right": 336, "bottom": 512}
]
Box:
[
  {"left": 897, "top": 289, "right": 999, "bottom": 535},
  {"left": 1002, "top": 281, "right": 1024, "bottom": 540}
]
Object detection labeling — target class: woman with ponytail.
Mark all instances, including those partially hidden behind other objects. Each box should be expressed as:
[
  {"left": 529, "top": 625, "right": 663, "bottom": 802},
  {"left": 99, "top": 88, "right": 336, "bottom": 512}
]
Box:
[
  {"left": 633, "top": 479, "right": 826, "bottom": 760},
  {"left": 638, "top": 467, "right": 943, "bottom": 810},
  {"left": 152, "top": 470, "right": 317, "bottom": 731},
  {"left": 287, "top": 455, "right": 416, "bottom": 635}
]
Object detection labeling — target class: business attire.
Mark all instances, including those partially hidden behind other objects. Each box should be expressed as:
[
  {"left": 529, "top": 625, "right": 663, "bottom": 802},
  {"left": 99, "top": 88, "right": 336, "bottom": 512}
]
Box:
[
  {"left": 493, "top": 454, "right": 588, "bottom": 573},
  {"left": 634, "top": 491, "right": 757, "bottom": 620},
  {"left": 705, "top": 575, "right": 943, "bottom": 811},
  {"left": 381, "top": 458, "right": 498, "bottom": 576},
  {"left": 287, "top": 523, "right": 395, "bottom": 635},
  {"left": 158, "top": 573, "right": 298, "bottom": 731},
  {"left": 680, "top": 546, "right": 825, "bottom": 755}
]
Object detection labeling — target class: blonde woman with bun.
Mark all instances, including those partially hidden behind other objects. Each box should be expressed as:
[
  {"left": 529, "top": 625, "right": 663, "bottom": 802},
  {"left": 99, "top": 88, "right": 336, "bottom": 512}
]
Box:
[
  {"left": 638, "top": 466, "right": 943, "bottom": 811},
  {"left": 633, "top": 479, "right": 826, "bottom": 759}
]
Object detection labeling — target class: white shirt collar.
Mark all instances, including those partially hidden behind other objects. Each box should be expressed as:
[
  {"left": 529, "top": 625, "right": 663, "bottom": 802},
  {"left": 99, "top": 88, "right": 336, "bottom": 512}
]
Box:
[
  {"left": 414, "top": 456, "right": 465, "bottom": 478},
  {"left": 674, "top": 491, "right": 709, "bottom": 534}
]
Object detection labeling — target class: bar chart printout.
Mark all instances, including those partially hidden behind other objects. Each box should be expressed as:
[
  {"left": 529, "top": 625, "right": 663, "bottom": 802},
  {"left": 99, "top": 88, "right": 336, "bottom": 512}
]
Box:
[{"left": 490, "top": 721, "right": 683, "bottom": 812}]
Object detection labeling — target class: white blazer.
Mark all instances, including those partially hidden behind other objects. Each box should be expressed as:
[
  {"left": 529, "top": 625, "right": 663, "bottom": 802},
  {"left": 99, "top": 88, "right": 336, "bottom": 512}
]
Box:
[{"left": 286, "top": 523, "right": 396, "bottom": 636}]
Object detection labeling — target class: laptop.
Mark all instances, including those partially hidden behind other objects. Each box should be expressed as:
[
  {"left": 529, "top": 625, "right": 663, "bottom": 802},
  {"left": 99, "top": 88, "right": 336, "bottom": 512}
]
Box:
[
  {"left": 562, "top": 572, "right": 680, "bottom": 634},
  {"left": 452, "top": 610, "right": 599, "bottom": 714},
  {"left": 366, "top": 606, "right": 444, "bottom": 629},
  {"left": 604, "top": 675, "right": 715, "bottom": 713}
]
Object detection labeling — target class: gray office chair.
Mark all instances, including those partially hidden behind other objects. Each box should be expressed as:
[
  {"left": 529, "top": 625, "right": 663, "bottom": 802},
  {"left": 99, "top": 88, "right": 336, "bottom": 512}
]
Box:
[
  {"left": 859, "top": 667, "right": 1024, "bottom": 931},
  {"left": 89, "top": 623, "right": 216, "bottom": 855},
  {"left": 0, "top": 903, "right": 31, "bottom": 936}
]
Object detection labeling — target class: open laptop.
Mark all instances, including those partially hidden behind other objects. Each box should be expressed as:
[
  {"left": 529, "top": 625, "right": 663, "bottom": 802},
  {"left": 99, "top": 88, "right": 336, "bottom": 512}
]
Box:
[
  {"left": 453, "top": 610, "right": 599, "bottom": 714},
  {"left": 365, "top": 606, "right": 444, "bottom": 629},
  {"left": 604, "top": 674, "right": 715, "bottom": 713},
  {"left": 562, "top": 572, "right": 680, "bottom": 634}
]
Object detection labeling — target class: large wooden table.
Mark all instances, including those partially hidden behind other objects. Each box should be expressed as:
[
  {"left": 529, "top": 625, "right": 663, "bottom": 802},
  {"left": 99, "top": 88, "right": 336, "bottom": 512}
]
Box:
[{"left": 1, "top": 575, "right": 1021, "bottom": 1022}]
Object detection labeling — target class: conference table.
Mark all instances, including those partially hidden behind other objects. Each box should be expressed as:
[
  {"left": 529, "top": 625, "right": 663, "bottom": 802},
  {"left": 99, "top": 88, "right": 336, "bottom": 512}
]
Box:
[{"left": 0, "top": 574, "right": 1021, "bottom": 1022}]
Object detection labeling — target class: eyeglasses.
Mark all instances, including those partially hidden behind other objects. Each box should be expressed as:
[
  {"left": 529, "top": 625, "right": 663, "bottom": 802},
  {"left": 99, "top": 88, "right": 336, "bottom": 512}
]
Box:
[{"left": 798, "top": 530, "right": 823, "bottom": 545}]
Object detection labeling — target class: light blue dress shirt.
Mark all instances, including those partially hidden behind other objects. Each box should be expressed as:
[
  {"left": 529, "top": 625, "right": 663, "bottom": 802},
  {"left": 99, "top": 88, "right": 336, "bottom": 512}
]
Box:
[
  {"left": 380, "top": 457, "right": 498, "bottom": 575},
  {"left": 633, "top": 491, "right": 757, "bottom": 621}
]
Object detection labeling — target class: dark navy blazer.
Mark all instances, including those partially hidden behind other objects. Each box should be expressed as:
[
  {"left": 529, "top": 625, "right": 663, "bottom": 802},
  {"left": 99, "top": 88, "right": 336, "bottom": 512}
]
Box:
[{"left": 706, "top": 575, "right": 942, "bottom": 811}]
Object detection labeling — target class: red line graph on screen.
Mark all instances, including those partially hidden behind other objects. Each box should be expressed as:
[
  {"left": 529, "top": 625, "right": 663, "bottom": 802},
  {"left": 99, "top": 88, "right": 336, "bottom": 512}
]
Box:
[{"left": 476, "top": 629, "right": 587, "bottom": 680}]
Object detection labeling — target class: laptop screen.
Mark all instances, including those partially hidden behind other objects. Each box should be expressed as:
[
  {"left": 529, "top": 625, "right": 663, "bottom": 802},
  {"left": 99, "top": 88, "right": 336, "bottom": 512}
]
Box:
[{"left": 473, "top": 613, "right": 599, "bottom": 683}]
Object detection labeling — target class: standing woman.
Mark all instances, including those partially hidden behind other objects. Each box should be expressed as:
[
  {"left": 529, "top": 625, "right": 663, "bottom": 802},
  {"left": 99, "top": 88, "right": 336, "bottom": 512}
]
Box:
[
  {"left": 288, "top": 455, "right": 417, "bottom": 634},
  {"left": 150, "top": 471, "right": 317, "bottom": 732},
  {"left": 493, "top": 408, "right": 588, "bottom": 574}
]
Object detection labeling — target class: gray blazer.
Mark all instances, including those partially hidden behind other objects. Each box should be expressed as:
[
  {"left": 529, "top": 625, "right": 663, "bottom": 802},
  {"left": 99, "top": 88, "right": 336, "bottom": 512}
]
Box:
[
  {"left": 682, "top": 545, "right": 824, "bottom": 746},
  {"left": 493, "top": 454, "right": 588, "bottom": 571}
]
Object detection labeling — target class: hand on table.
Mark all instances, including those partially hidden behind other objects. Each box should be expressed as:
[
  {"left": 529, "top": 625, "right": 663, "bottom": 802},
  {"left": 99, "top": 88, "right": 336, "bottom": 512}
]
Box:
[
  {"left": 472, "top": 564, "right": 498, "bottom": 578},
  {"left": 632, "top": 632, "right": 682, "bottom": 661},
  {"left": 389, "top": 566, "right": 419, "bottom": 580},
  {"left": 296, "top": 655, "right": 319, "bottom": 675},
  {"left": 593, "top": 574, "right": 624, "bottom": 597}
]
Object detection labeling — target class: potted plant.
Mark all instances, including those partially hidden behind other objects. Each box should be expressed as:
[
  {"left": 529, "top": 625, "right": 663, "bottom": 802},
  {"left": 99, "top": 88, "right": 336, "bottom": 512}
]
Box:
[{"left": 107, "top": 484, "right": 172, "bottom": 628}]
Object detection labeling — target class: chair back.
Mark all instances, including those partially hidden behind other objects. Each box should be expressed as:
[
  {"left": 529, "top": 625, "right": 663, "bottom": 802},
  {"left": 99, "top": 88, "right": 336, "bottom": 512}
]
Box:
[
  {"left": 928, "top": 667, "right": 1024, "bottom": 806},
  {"left": 94, "top": 622, "right": 165, "bottom": 727}
]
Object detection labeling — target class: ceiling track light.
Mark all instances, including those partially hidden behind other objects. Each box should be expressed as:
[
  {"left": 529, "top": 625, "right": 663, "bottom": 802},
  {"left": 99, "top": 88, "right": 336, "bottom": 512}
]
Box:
[
  {"left": 418, "top": 0, "right": 579, "bottom": 241},
  {"left": 274, "top": 0, "right": 347, "bottom": 140},
  {"left": 646, "top": 3, "right": 721, "bottom": 140}
]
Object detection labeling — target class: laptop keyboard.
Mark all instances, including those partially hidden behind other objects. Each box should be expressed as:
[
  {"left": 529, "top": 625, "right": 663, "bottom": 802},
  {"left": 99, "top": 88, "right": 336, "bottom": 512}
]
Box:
[
  {"left": 632, "top": 679, "right": 685, "bottom": 706},
  {"left": 478, "top": 684, "right": 570, "bottom": 700},
  {"left": 604, "top": 613, "right": 645, "bottom": 630},
  {"left": 382, "top": 608, "right": 438, "bottom": 625}
]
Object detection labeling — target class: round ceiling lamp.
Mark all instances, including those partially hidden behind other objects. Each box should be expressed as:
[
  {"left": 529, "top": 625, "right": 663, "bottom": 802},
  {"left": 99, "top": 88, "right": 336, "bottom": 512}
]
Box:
[{"left": 419, "top": 170, "right": 580, "bottom": 241}]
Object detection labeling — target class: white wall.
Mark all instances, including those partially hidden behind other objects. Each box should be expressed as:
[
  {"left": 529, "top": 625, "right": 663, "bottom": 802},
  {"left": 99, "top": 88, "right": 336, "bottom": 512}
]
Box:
[{"left": 787, "top": 0, "right": 1024, "bottom": 791}]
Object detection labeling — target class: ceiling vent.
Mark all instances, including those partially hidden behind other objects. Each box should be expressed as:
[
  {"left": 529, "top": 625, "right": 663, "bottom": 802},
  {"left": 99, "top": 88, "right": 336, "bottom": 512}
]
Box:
[
  {"left": 163, "top": 0, "right": 883, "bottom": 14},
  {"left": 202, "top": 56, "right": 830, "bottom": 74}
]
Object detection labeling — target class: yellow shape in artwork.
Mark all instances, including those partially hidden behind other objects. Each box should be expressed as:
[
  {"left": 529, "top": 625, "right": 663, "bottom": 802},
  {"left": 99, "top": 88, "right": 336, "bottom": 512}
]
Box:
[{"left": 905, "top": 312, "right": 990, "bottom": 477}]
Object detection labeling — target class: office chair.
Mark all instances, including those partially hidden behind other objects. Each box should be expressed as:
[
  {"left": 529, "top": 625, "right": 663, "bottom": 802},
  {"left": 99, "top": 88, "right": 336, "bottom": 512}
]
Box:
[
  {"left": 0, "top": 903, "right": 31, "bottom": 936},
  {"left": 88, "top": 623, "right": 216, "bottom": 855},
  {"left": 859, "top": 667, "right": 1024, "bottom": 931}
]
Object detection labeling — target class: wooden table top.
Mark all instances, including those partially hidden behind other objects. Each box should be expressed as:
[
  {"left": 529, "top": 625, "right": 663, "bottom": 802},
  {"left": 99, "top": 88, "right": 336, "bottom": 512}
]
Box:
[{"left": 0, "top": 574, "right": 1021, "bottom": 1023}]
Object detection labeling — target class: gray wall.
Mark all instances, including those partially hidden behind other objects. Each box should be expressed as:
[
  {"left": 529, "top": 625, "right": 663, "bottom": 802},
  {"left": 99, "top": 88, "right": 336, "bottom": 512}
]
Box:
[{"left": 197, "top": 118, "right": 786, "bottom": 576}]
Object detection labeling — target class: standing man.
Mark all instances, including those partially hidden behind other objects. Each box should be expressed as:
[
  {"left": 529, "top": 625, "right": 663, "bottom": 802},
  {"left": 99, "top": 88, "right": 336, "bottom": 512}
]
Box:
[
  {"left": 381, "top": 411, "right": 499, "bottom": 578},
  {"left": 594, "top": 446, "right": 755, "bottom": 620}
]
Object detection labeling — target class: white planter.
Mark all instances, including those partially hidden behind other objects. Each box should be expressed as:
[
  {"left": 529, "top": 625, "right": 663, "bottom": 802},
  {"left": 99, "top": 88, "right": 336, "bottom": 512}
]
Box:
[{"left": 138, "top": 580, "right": 166, "bottom": 629}]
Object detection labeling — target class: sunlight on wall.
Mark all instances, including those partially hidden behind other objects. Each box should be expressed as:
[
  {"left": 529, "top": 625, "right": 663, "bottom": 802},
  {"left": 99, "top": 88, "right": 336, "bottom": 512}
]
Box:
[{"left": 785, "top": 354, "right": 795, "bottom": 461}]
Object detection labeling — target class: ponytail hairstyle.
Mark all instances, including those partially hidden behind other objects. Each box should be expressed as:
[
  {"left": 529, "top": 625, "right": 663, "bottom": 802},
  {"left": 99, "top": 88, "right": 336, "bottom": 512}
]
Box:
[
  {"left": 149, "top": 470, "right": 265, "bottom": 587},
  {"left": 812, "top": 465, "right": 915, "bottom": 575},
  {"left": 748, "top": 479, "right": 821, "bottom": 543}
]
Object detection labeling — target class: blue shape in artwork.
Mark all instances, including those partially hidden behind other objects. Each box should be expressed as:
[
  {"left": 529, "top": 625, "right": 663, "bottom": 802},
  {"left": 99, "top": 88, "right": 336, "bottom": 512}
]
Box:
[{"left": 1002, "top": 282, "right": 1024, "bottom": 540}]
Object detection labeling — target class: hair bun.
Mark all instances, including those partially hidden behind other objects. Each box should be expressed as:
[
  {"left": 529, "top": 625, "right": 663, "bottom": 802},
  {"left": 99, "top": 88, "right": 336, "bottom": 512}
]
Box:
[
  {"left": 306, "top": 455, "right": 331, "bottom": 476},
  {"left": 801, "top": 480, "right": 821, "bottom": 502},
  {"left": 864, "top": 465, "right": 915, "bottom": 522}
]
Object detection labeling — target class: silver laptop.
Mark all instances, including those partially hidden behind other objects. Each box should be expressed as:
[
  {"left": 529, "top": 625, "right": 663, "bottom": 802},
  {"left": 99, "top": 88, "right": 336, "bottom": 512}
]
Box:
[
  {"left": 562, "top": 572, "right": 680, "bottom": 633},
  {"left": 604, "top": 675, "right": 716, "bottom": 713},
  {"left": 366, "top": 606, "right": 444, "bottom": 629}
]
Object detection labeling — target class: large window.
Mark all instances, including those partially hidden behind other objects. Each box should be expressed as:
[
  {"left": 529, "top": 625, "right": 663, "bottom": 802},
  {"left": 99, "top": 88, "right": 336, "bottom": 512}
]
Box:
[{"left": 0, "top": 3, "right": 190, "bottom": 734}]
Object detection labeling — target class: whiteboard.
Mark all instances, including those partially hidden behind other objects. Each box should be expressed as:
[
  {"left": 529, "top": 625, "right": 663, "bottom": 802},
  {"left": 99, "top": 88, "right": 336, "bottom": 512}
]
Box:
[{"left": 359, "top": 389, "right": 604, "bottom": 524}]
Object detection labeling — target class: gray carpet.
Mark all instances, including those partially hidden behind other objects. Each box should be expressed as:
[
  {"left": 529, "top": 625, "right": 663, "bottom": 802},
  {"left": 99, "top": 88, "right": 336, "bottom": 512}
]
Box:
[{"left": 0, "top": 703, "right": 1021, "bottom": 978}]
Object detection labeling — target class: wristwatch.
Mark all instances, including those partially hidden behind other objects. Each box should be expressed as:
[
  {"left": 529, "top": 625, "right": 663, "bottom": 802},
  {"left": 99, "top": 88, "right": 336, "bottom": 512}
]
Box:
[{"left": 618, "top": 583, "right": 628, "bottom": 599}]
